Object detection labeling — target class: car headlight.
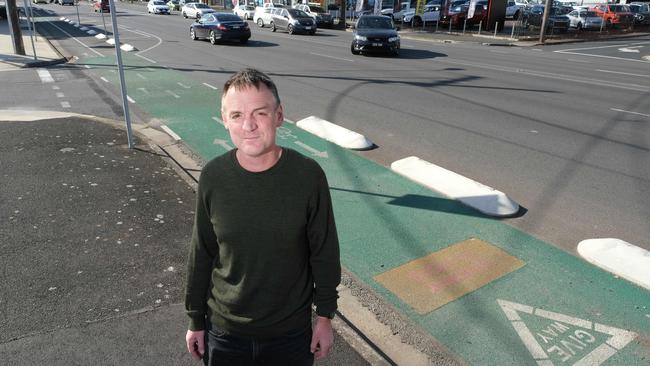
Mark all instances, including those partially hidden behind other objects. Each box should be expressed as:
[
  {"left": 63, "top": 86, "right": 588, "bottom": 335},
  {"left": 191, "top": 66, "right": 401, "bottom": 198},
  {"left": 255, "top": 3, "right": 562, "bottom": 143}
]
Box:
[
  {"left": 354, "top": 34, "right": 367, "bottom": 41},
  {"left": 388, "top": 36, "right": 400, "bottom": 42}
]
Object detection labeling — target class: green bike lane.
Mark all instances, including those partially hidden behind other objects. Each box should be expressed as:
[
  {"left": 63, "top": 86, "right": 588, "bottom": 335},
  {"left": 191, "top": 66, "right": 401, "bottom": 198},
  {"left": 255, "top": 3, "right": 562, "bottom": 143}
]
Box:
[{"left": 83, "top": 54, "right": 650, "bottom": 365}]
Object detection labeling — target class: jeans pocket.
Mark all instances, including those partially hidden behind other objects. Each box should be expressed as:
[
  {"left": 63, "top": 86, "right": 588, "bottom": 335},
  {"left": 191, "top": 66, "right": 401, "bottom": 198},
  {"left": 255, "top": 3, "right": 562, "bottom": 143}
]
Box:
[{"left": 208, "top": 324, "right": 227, "bottom": 338}]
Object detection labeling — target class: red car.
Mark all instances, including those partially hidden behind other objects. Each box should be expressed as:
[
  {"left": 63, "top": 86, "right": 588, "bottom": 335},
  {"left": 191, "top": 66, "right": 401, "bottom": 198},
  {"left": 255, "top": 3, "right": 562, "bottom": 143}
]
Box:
[
  {"left": 439, "top": 3, "right": 486, "bottom": 29},
  {"left": 93, "top": 0, "right": 110, "bottom": 13},
  {"left": 591, "top": 4, "right": 634, "bottom": 28}
]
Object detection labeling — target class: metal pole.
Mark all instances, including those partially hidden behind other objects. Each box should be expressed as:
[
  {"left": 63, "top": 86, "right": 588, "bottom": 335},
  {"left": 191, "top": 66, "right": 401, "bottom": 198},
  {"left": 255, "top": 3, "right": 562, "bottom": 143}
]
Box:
[
  {"left": 108, "top": 0, "right": 135, "bottom": 149},
  {"left": 101, "top": 8, "right": 108, "bottom": 35},
  {"left": 494, "top": 21, "right": 498, "bottom": 37},
  {"left": 510, "top": 22, "right": 515, "bottom": 38},
  {"left": 75, "top": 0, "right": 81, "bottom": 25},
  {"left": 28, "top": 0, "right": 37, "bottom": 41},
  {"left": 21, "top": 0, "right": 37, "bottom": 60},
  {"left": 462, "top": 18, "right": 466, "bottom": 34},
  {"left": 435, "top": 19, "right": 438, "bottom": 32},
  {"left": 478, "top": 19, "right": 481, "bottom": 34},
  {"left": 6, "top": 0, "right": 26, "bottom": 54}
]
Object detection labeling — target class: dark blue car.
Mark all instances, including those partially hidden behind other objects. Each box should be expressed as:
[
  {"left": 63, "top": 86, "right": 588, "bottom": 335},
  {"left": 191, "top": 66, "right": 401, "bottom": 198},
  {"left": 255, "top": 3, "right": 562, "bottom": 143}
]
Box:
[
  {"left": 351, "top": 15, "right": 400, "bottom": 56},
  {"left": 190, "top": 12, "right": 251, "bottom": 45}
]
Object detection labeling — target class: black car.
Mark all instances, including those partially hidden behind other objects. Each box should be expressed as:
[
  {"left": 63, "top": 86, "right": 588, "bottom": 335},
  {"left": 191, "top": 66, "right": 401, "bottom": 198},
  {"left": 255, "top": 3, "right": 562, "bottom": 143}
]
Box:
[
  {"left": 629, "top": 4, "right": 650, "bottom": 25},
  {"left": 190, "top": 12, "right": 251, "bottom": 44},
  {"left": 351, "top": 15, "right": 400, "bottom": 56},
  {"left": 522, "top": 5, "right": 570, "bottom": 33}
]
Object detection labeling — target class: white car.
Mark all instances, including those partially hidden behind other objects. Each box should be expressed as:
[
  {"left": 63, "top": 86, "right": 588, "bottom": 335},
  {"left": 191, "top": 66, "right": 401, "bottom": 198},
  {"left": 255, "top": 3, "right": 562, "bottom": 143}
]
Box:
[
  {"left": 234, "top": 4, "right": 255, "bottom": 19},
  {"left": 566, "top": 9, "right": 603, "bottom": 29},
  {"left": 505, "top": 0, "right": 527, "bottom": 19},
  {"left": 402, "top": 4, "right": 440, "bottom": 26},
  {"left": 253, "top": 3, "right": 286, "bottom": 27},
  {"left": 182, "top": 2, "right": 215, "bottom": 19},
  {"left": 148, "top": 0, "right": 170, "bottom": 14}
]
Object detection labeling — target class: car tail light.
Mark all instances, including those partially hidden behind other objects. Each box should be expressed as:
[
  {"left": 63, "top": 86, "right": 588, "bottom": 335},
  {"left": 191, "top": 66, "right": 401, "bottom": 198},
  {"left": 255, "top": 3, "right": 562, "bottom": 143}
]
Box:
[{"left": 217, "top": 24, "right": 227, "bottom": 31}]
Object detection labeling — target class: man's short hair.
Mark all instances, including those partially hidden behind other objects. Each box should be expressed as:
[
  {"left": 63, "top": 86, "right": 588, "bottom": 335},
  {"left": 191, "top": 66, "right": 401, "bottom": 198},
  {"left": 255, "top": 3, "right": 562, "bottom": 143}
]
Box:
[{"left": 221, "top": 69, "right": 281, "bottom": 111}]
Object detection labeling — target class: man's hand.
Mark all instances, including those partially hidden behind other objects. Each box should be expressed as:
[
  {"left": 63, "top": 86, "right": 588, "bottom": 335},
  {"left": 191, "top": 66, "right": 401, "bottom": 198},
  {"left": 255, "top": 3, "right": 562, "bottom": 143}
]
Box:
[
  {"left": 310, "top": 316, "right": 334, "bottom": 360},
  {"left": 185, "top": 330, "right": 205, "bottom": 360}
]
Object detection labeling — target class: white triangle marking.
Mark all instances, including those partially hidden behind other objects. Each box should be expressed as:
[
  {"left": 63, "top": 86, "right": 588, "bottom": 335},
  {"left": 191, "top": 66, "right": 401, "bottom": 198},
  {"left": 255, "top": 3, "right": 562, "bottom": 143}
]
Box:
[{"left": 497, "top": 299, "right": 637, "bottom": 366}]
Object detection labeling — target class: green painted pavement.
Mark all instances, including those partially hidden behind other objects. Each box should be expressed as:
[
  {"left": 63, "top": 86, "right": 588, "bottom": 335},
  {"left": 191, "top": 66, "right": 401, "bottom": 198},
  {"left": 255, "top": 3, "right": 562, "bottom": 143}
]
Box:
[{"left": 83, "top": 54, "right": 650, "bottom": 365}]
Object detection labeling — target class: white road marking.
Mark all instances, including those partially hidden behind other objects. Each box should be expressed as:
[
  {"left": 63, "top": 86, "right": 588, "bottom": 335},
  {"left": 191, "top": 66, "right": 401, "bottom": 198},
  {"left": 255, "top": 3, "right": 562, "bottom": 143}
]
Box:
[
  {"left": 556, "top": 41, "right": 650, "bottom": 52},
  {"left": 203, "top": 82, "right": 218, "bottom": 90},
  {"left": 553, "top": 50, "right": 650, "bottom": 64},
  {"left": 213, "top": 138, "right": 233, "bottom": 150},
  {"left": 610, "top": 108, "right": 650, "bottom": 118},
  {"left": 309, "top": 52, "right": 354, "bottom": 62},
  {"left": 137, "top": 87, "right": 149, "bottom": 94},
  {"left": 567, "top": 58, "right": 591, "bottom": 63},
  {"left": 596, "top": 69, "right": 650, "bottom": 78},
  {"left": 52, "top": 85, "right": 60, "bottom": 90},
  {"left": 127, "top": 95, "right": 136, "bottom": 103},
  {"left": 84, "top": 64, "right": 91, "bottom": 69},
  {"left": 136, "top": 54, "right": 157, "bottom": 64},
  {"left": 61, "top": 101, "right": 71, "bottom": 108},
  {"left": 44, "top": 19, "right": 104, "bottom": 57},
  {"left": 136, "top": 73, "right": 146, "bottom": 80},
  {"left": 165, "top": 90, "right": 180, "bottom": 99},
  {"left": 177, "top": 82, "right": 190, "bottom": 89},
  {"left": 56, "top": 92, "right": 65, "bottom": 98},
  {"left": 161, "top": 125, "right": 181, "bottom": 141},
  {"left": 37, "top": 69, "right": 54, "bottom": 83},
  {"left": 100, "top": 76, "right": 110, "bottom": 83},
  {"left": 211, "top": 116, "right": 224, "bottom": 125},
  {"left": 618, "top": 47, "right": 641, "bottom": 53}
]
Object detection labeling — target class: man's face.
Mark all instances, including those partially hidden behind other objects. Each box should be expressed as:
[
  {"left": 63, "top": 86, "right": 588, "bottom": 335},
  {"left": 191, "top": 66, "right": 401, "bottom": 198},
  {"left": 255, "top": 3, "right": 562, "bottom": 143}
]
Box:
[{"left": 221, "top": 84, "right": 283, "bottom": 159}]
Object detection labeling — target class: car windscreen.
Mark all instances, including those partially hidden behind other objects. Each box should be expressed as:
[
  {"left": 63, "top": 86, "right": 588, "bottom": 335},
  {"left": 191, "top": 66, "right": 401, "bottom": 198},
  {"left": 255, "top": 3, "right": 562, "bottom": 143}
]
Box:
[
  {"left": 608, "top": 5, "right": 630, "bottom": 12},
  {"left": 357, "top": 17, "right": 393, "bottom": 29},
  {"left": 216, "top": 13, "right": 242, "bottom": 21},
  {"left": 582, "top": 11, "right": 597, "bottom": 17},
  {"left": 288, "top": 9, "right": 309, "bottom": 17},
  {"left": 195, "top": 3, "right": 209, "bottom": 8},
  {"left": 310, "top": 6, "right": 326, "bottom": 13},
  {"left": 154, "top": 1, "right": 165, "bottom": 5}
]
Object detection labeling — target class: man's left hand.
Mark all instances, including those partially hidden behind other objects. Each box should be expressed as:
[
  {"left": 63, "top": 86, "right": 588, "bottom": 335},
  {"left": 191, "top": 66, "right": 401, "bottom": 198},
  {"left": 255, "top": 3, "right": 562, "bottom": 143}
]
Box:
[{"left": 310, "top": 316, "right": 334, "bottom": 360}]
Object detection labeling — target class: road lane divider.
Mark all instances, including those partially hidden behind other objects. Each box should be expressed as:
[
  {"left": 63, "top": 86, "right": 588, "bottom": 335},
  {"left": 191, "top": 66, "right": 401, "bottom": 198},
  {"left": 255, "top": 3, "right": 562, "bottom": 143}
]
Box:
[
  {"left": 577, "top": 238, "right": 650, "bottom": 291},
  {"left": 390, "top": 156, "right": 519, "bottom": 217},
  {"left": 95, "top": 33, "right": 107, "bottom": 39},
  {"left": 295, "top": 116, "right": 372, "bottom": 150},
  {"left": 203, "top": 83, "right": 218, "bottom": 90}
]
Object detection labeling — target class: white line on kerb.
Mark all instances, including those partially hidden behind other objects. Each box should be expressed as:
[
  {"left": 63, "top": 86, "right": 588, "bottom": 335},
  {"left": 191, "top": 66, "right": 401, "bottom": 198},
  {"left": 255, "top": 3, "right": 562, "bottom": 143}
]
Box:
[
  {"left": 100, "top": 76, "right": 110, "bottom": 83},
  {"left": 597, "top": 69, "right": 650, "bottom": 78},
  {"left": 610, "top": 108, "right": 650, "bottom": 118},
  {"left": 37, "top": 69, "right": 54, "bottom": 83},
  {"left": 203, "top": 83, "right": 218, "bottom": 90},
  {"left": 127, "top": 96, "right": 136, "bottom": 104},
  {"left": 161, "top": 125, "right": 181, "bottom": 141},
  {"left": 165, "top": 90, "right": 180, "bottom": 99}
]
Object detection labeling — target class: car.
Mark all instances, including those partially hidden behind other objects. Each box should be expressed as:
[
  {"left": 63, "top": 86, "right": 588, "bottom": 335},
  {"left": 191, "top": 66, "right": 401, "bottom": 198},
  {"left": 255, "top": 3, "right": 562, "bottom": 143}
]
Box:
[
  {"left": 351, "top": 15, "right": 400, "bottom": 56},
  {"left": 270, "top": 8, "right": 317, "bottom": 34},
  {"left": 93, "top": 0, "right": 109, "bottom": 12},
  {"left": 182, "top": 2, "right": 216, "bottom": 19},
  {"left": 167, "top": 0, "right": 181, "bottom": 11},
  {"left": 402, "top": 4, "right": 440, "bottom": 26},
  {"left": 439, "top": 3, "right": 486, "bottom": 29},
  {"left": 505, "top": 0, "right": 527, "bottom": 19},
  {"left": 33, "top": 0, "right": 48, "bottom": 4},
  {"left": 522, "top": 5, "right": 570, "bottom": 33},
  {"left": 254, "top": 3, "right": 285, "bottom": 27},
  {"left": 628, "top": 4, "right": 650, "bottom": 25},
  {"left": 294, "top": 3, "right": 334, "bottom": 28},
  {"left": 57, "top": 0, "right": 74, "bottom": 5},
  {"left": 190, "top": 12, "right": 251, "bottom": 44},
  {"left": 234, "top": 4, "right": 255, "bottom": 20},
  {"left": 148, "top": 0, "right": 170, "bottom": 14},
  {"left": 566, "top": 9, "right": 603, "bottom": 30},
  {"left": 591, "top": 4, "right": 634, "bottom": 28}
]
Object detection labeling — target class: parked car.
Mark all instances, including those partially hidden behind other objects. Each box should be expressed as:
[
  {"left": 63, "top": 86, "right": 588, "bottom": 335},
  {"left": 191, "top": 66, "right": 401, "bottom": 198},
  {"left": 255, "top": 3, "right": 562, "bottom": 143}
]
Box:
[
  {"left": 351, "top": 15, "right": 400, "bottom": 56},
  {"left": 270, "top": 8, "right": 316, "bottom": 34},
  {"left": 190, "top": 12, "right": 250, "bottom": 44},
  {"left": 57, "top": 0, "right": 74, "bottom": 5},
  {"left": 93, "top": 0, "right": 109, "bottom": 12},
  {"left": 566, "top": 9, "right": 603, "bottom": 30},
  {"left": 505, "top": 0, "right": 527, "bottom": 19},
  {"left": 628, "top": 3, "right": 650, "bottom": 25},
  {"left": 182, "top": 2, "right": 216, "bottom": 19},
  {"left": 403, "top": 4, "right": 440, "bottom": 26},
  {"left": 167, "top": 0, "right": 181, "bottom": 11},
  {"left": 294, "top": 3, "right": 334, "bottom": 28},
  {"left": 591, "top": 4, "right": 634, "bottom": 28},
  {"left": 33, "top": 0, "right": 49, "bottom": 4},
  {"left": 439, "top": 3, "right": 486, "bottom": 29},
  {"left": 234, "top": 4, "right": 255, "bottom": 20},
  {"left": 148, "top": 0, "right": 170, "bottom": 14},
  {"left": 522, "top": 5, "right": 570, "bottom": 33},
  {"left": 254, "top": 3, "right": 285, "bottom": 27}
]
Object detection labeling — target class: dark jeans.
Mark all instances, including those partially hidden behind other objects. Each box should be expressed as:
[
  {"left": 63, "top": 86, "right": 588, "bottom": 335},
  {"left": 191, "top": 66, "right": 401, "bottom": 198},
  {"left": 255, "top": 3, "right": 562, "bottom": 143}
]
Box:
[{"left": 203, "top": 322, "right": 314, "bottom": 366}]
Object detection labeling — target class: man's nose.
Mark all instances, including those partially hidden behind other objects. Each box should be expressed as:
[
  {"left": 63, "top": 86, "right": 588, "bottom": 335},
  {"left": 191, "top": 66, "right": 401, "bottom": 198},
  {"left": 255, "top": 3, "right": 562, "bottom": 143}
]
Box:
[{"left": 241, "top": 116, "right": 257, "bottom": 131}]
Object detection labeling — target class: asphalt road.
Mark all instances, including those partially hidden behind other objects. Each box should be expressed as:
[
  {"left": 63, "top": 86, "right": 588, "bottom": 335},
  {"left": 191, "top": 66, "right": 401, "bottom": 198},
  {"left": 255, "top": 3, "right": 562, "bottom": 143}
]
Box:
[{"left": 32, "top": 2, "right": 649, "bottom": 258}]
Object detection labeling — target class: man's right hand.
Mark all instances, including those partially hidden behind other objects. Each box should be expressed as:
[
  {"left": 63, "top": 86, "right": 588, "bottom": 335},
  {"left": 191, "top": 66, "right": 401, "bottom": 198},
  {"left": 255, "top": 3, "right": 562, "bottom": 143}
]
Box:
[{"left": 185, "top": 330, "right": 205, "bottom": 360}]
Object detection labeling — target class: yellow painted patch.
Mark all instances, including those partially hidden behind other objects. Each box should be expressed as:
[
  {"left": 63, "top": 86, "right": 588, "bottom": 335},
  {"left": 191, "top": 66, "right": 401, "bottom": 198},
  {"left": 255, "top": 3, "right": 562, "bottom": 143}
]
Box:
[{"left": 374, "top": 238, "right": 525, "bottom": 314}]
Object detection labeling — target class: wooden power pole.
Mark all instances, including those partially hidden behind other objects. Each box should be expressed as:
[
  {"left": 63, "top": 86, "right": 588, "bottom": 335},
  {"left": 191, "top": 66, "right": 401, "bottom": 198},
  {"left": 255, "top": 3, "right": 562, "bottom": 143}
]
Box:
[{"left": 6, "top": 0, "right": 25, "bottom": 55}]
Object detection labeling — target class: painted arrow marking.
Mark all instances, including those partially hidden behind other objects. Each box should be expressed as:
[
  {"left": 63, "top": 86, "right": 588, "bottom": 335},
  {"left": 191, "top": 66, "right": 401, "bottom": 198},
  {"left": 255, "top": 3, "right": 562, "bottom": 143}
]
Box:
[
  {"left": 213, "top": 139, "right": 233, "bottom": 150},
  {"left": 618, "top": 47, "right": 641, "bottom": 53},
  {"left": 294, "top": 141, "right": 328, "bottom": 158}
]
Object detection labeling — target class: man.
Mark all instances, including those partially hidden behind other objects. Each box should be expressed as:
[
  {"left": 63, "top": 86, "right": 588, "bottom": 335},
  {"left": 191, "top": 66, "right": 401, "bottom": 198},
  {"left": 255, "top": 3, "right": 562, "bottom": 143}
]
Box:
[{"left": 184, "top": 68, "right": 341, "bottom": 366}]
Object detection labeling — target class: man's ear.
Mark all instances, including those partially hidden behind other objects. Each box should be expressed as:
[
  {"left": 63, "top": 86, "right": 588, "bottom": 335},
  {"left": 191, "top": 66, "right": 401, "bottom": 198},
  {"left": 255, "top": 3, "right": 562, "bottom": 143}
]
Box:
[{"left": 275, "top": 104, "right": 284, "bottom": 127}]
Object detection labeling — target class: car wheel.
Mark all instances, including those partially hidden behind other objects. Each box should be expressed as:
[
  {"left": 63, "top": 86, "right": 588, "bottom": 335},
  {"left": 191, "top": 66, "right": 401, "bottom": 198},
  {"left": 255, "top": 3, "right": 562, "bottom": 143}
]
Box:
[
  {"left": 182, "top": 11, "right": 187, "bottom": 18},
  {"left": 210, "top": 30, "right": 217, "bottom": 45},
  {"left": 413, "top": 16, "right": 422, "bottom": 27},
  {"left": 576, "top": 22, "right": 583, "bottom": 30},
  {"left": 271, "top": 22, "right": 276, "bottom": 32},
  {"left": 190, "top": 28, "right": 197, "bottom": 40},
  {"left": 257, "top": 18, "right": 264, "bottom": 27},
  {"left": 350, "top": 43, "right": 360, "bottom": 55},
  {"left": 288, "top": 24, "right": 294, "bottom": 34}
]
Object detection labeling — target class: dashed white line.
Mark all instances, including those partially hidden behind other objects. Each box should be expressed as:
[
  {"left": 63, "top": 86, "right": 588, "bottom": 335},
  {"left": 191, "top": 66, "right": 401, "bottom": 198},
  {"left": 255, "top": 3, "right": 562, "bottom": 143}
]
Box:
[
  {"left": 165, "top": 90, "right": 180, "bottom": 99},
  {"left": 136, "top": 73, "right": 146, "bottom": 80},
  {"left": 211, "top": 116, "right": 224, "bottom": 125},
  {"left": 100, "top": 76, "right": 110, "bottom": 83},
  {"left": 203, "top": 82, "right": 218, "bottom": 90},
  {"left": 597, "top": 69, "right": 650, "bottom": 78},
  {"left": 37, "top": 69, "right": 54, "bottom": 83},
  {"left": 56, "top": 92, "right": 65, "bottom": 98},
  {"left": 61, "top": 101, "right": 71, "bottom": 108},
  {"left": 177, "top": 82, "right": 191, "bottom": 89},
  {"left": 45, "top": 19, "right": 104, "bottom": 57},
  {"left": 610, "top": 108, "right": 650, "bottom": 118}
]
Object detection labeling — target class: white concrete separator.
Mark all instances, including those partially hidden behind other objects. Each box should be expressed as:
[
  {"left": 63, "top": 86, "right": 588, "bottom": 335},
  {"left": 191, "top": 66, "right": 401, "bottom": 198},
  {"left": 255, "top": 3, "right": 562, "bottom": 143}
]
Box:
[
  {"left": 295, "top": 116, "right": 373, "bottom": 150},
  {"left": 120, "top": 44, "right": 135, "bottom": 52},
  {"left": 390, "top": 156, "right": 519, "bottom": 217},
  {"left": 577, "top": 238, "right": 650, "bottom": 291},
  {"left": 95, "top": 33, "right": 107, "bottom": 39},
  {"left": 106, "top": 38, "right": 116, "bottom": 45}
]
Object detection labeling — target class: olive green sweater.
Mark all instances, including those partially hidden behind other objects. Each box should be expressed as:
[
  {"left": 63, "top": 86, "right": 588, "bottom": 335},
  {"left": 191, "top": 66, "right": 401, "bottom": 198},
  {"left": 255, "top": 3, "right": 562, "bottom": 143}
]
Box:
[{"left": 184, "top": 148, "right": 341, "bottom": 338}]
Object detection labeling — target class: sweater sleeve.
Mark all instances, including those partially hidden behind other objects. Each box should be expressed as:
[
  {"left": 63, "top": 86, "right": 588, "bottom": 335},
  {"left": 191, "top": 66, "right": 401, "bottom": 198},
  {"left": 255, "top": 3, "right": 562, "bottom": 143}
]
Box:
[
  {"left": 184, "top": 170, "right": 218, "bottom": 331},
  {"left": 307, "top": 168, "right": 341, "bottom": 318}
]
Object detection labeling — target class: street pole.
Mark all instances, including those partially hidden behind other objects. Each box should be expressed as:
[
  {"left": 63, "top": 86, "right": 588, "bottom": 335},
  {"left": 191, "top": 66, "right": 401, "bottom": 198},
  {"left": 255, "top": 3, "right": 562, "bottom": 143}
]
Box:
[
  {"left": 75, "top": 0, "right": 81, "bottom": 25},
  {"left": 6, "top": 0, "right": 25, "bottom": 55},
  {"left": 539, "top": 0, "right": 551, "bottom": 44},
  {"left": 101, "top": 8, "right": 108, "bottom": 36},
  {"left": 21, "top": 0, "right": 37, "bottom": 60},
  {"left": 108, "top": 0, "right": 135, "bottom": 149}
]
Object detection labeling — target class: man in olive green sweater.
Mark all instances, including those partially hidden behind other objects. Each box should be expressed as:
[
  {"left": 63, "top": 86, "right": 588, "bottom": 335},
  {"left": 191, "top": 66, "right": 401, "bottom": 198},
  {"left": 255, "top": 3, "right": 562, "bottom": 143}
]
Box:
[{"left": 184, "top": 68, "right": 341, "bottom": 366}]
